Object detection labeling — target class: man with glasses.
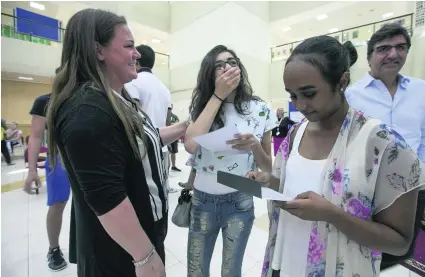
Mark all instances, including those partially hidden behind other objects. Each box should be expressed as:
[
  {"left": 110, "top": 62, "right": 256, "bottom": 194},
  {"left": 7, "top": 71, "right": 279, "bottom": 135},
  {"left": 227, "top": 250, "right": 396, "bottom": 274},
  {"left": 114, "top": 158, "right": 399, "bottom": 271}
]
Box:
[
  {"left": 346, "top": 23, "right": 425, "bottom": 270},
  {"left": 346, "top": 23, "right": 425, "bottom": 162}
]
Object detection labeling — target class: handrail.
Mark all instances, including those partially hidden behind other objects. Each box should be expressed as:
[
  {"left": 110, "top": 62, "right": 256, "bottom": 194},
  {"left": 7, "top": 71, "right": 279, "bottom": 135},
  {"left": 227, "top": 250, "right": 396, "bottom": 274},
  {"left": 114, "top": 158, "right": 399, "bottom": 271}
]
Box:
[
  {"left": 1, "top": 12, "right": 66, "bottom": 31},
  {"left": 1, "top": 12, "right": 170, "bottom": 58},
  {"left": 271, "top": 13, "right": 414, "bottom": 62}
]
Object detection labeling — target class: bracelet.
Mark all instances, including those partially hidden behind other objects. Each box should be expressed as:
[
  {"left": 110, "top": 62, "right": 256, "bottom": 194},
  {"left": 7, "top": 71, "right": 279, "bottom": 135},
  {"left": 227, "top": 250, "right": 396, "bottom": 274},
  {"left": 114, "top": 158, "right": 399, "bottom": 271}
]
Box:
[
  {"left": 184, "top": 118, "right": 192, "bottom": 127},
  {"left": 213, "top": 93, "right": 224, "bottom": 102},
  {"left": 133, "top": 247, "right": 156, "bottom": 268}
]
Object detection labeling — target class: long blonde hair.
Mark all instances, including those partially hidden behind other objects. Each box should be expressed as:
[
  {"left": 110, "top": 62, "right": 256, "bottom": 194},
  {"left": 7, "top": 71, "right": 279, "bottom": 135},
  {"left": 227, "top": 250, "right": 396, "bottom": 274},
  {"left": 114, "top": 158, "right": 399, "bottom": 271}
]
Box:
[{"left": 46, "top": 9, "right": 145, "bottom": 169}]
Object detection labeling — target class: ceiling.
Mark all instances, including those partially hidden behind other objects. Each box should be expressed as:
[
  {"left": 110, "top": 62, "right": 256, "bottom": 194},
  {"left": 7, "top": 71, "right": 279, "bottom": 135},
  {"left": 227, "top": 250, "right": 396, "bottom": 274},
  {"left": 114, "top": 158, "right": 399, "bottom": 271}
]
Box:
[
  {"left": 1, "top": 71, "right": 53, "bottom": 85},
  {"left": 0, "top": 1, "right": 417, "bottom": 83},
  {"left": 270, "top": 1, "right": 415, "bottom": 45}
]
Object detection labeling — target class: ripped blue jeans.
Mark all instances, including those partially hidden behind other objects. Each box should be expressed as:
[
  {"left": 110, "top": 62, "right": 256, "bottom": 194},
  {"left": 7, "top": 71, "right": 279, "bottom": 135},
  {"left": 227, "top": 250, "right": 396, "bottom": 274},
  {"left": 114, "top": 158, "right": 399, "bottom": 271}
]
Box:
[{"left": 187, "top": 189, "right": 254, "bottom": 277}]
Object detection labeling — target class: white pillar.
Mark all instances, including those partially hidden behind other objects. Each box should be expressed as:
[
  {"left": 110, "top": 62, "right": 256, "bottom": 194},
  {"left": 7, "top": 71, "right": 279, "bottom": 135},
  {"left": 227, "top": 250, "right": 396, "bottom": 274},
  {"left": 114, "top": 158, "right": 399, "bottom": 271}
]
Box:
[{"left": 411, "top": 1, "right": 425, "bottom": 79}]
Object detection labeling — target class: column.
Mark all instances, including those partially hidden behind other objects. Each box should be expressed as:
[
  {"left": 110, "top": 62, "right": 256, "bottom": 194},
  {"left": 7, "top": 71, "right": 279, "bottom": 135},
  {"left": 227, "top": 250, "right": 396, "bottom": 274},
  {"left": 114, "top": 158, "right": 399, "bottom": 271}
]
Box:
[{"left": 411, "top": 1, "right": 425, "bottom": 79}]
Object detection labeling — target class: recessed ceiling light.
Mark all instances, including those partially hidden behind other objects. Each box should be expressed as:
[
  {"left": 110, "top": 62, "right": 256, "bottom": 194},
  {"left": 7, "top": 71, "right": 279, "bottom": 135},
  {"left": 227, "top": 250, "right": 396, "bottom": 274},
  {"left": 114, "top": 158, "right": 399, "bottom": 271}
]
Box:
[
  {"left": 282, "top": 26, "right": 291, "bottom": 32},
  {"left": 328, "top": 28, "right": 339, "bottom": 33},
  {"left": 152, "top": 38, "right": 161, "bottom": 43},
  {"left": 30, "top": 2, "right": 45, "bottom": 11},
  {"left": 316, "top": 14, "right": 328, "bottom": 21},
  {"left": 382, "top": 12, "right": 394, "bottom": 19},
  {"left": 18, "top": 76, "right": 34, "bottom": 80}
]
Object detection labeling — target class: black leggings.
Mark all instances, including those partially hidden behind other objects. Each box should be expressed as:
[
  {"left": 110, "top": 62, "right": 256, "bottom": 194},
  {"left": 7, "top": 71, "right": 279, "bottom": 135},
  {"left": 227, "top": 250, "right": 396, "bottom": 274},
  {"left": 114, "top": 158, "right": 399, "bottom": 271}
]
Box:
[
  {"left": 1, "top": 140, "right": 11, "bottom": 164},
  {"left": 272, "top": 270, "right": 280, "bottom": 277}
]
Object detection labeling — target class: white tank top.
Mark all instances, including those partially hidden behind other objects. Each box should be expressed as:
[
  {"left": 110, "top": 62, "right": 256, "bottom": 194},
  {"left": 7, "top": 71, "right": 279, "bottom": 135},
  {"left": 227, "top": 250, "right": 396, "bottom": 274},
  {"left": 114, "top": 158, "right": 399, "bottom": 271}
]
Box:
[{"left": 272, "top": 121, "right": 327, "bottom": 277}]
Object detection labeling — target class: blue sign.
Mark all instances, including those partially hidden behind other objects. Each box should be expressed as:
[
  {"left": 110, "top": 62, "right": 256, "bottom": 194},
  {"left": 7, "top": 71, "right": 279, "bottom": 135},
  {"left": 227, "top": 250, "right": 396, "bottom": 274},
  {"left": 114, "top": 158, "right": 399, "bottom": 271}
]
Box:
[
  {"left": 288, "top": 101, "right": 304, "bottom": 122},
  {"left": 15, "top": 8, "right": 61, "bottom": 41}
]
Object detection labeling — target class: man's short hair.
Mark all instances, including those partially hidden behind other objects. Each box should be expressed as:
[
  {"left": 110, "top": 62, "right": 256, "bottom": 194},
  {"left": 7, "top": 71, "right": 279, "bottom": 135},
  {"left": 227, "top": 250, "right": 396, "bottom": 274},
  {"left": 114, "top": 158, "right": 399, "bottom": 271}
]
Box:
[
  {"left": 136, "top": 45, "right": 155, "bottom": 69},
  {"left": 367, "top": 23, "right": 411, "bottom": 59}
]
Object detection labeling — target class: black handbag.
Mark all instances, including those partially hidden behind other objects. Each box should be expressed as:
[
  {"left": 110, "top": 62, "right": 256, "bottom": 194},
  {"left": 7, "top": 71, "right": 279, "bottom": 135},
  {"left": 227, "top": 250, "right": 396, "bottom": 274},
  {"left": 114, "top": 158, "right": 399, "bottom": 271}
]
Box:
[{"left": 171, "top": 189, "right": 192, "bottom": 228}]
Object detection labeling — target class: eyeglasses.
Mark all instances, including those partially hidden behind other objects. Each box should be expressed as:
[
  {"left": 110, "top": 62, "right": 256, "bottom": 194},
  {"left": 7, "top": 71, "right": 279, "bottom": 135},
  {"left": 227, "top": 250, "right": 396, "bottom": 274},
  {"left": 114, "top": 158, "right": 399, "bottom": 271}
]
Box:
[
  {"left": 374, "top": 43, "right": 409, "bottom": 55},
  {"left": 215, "top": 58, "right": 239, "bottom": 70}
]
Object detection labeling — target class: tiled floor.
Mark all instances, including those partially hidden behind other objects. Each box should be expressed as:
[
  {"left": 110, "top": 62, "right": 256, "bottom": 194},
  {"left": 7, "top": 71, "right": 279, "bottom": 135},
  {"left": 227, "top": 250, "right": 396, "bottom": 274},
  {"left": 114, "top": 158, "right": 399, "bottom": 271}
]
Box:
[{"left": 1, "top": 145, "right": 422, "bottom": 276}]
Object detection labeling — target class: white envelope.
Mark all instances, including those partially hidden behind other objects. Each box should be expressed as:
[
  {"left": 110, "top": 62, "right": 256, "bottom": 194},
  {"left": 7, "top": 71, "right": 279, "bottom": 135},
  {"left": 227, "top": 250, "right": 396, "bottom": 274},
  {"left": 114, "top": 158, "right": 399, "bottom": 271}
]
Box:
[{"left": 193, "top": 125, "right": 246, "bottom": 154}]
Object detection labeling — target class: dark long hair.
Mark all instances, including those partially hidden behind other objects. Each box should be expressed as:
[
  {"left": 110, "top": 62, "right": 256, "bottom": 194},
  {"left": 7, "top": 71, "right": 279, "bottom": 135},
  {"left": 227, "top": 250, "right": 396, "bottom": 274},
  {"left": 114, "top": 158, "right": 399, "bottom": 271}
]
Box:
[
  {"left": 286, "top": 36, "right": 358, "bottom": 90},
  {"left": 46, "top": 9, "right": 145, "bottom": 169},
  {"left": 189, "top": 45, "right": 260, "bottom": 130}
]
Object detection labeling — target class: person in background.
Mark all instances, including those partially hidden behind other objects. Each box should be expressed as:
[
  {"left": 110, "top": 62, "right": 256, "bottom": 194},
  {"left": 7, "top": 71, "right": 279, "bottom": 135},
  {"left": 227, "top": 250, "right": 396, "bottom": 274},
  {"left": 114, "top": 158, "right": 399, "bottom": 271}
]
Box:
[
  {"left": 184, "top": 45, "right": 277, "bottom": 277},
  {"left": 5, "top": 122, "right": 23, "bottom": 153},
  {"left": 46, "top": 9, "right": 188, "bottom": 277},
  {"left": 168, "top": 105, "right": 182, "bottom": 172},
  {"left": 271, "top": 108, "right": 295, "bottom": 156},
  {"left": 125, "top": 44, "right": 179, "bottom": 193},
  {"left": 1, "top": 119, "right": 14, "bottom": 165},
  {"left": 345, "top": 23, "right": 425, "bottom": 269},
  {"left": 346, "top": 23, "right": 425, "bottom": 163},
  {"left": 24, "top": 68, "right": 69, "bottom": 272},
  {"left": 252, "top": 35, "right": 423, "bottom": 277}
]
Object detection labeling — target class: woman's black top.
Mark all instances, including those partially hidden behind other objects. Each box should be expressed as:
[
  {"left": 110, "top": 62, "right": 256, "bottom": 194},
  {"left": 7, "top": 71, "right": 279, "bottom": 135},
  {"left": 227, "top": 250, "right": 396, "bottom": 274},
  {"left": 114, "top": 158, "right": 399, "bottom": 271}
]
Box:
[{"left": 54, "top": 86, "right": 167, "bottom": 277}]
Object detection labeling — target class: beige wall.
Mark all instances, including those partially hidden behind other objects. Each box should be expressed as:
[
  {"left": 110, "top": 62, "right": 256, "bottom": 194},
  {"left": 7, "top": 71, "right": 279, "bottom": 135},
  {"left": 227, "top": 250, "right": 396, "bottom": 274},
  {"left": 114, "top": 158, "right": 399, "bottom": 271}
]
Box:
[{"left": 1, "top": 80, "right": 51, "bottom": 125}]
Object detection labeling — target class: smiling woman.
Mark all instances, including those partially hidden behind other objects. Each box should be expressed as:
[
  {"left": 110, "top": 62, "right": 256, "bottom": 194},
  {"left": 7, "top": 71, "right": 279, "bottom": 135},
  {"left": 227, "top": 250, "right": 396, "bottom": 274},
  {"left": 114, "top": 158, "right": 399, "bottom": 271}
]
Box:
[{"left": 44, "top": 8, "right": 187, "bottom": 277}]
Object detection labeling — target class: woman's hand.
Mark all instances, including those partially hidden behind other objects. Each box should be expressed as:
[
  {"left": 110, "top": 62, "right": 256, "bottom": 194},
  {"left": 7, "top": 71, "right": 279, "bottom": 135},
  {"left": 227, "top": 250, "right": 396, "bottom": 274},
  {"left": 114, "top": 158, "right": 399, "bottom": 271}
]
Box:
[
  {"left": 215, "top": 67, "right": 241, "bottom": 100},
  {"left": 135, "top": 251, "right": 166, "bottom": 277},
  {"left": 246, "top": 171, "right": 280, "bottom": 191},
  {"left": 23, "top": 170, "right": 41, "bottom": 195},
  {"left": 276, "top": 191, "right": 338, "bottom": 222},
  {"left": 226, "top": 133, "right": 260, "bottom": 152}
]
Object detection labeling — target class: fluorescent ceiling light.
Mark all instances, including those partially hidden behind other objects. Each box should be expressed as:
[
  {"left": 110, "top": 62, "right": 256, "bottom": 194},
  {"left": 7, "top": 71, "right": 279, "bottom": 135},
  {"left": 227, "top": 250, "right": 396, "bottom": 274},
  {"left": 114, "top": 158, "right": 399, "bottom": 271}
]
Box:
[
  {"left": 316, "top": 14, "right": 328, "bottom": 21},
  {"left": 282, "top": 26, "right": 291, "bottom": 32},
  {"left": 152, "top": 38, "right": 161, "bottom": 43},
  {"left": 18, "top": 76, "right": 34, "bottom": 80},
  {"left": 30, "top": 2, "right": 45, "bottom": 11},
  {"left": 328, "top": 28, "right": 339, "bottom": 33},
  {"left": 382, "top": 12, "right": 394, "bottom": 19}
]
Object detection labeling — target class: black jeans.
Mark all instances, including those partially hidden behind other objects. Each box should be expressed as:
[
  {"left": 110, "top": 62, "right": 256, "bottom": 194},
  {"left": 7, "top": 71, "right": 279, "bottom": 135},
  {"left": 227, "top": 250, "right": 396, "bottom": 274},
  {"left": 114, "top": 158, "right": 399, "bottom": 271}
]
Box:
[{"left": 1, "top": 140, "right": 11, "bottom": 164}]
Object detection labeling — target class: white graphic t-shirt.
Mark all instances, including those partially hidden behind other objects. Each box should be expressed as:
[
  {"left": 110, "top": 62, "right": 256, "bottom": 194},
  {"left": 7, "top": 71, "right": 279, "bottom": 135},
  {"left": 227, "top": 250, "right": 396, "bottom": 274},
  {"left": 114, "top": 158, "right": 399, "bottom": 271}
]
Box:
[{"left": 193, "top": 100, "right": 277, "bottom": 194}]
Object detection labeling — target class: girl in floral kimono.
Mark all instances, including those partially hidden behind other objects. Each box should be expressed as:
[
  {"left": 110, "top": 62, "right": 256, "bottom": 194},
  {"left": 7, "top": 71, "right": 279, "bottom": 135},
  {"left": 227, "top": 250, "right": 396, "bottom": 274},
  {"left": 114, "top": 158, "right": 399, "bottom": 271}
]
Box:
[{"left": 247, "top": 36, "right": 425, "bottom": 277}]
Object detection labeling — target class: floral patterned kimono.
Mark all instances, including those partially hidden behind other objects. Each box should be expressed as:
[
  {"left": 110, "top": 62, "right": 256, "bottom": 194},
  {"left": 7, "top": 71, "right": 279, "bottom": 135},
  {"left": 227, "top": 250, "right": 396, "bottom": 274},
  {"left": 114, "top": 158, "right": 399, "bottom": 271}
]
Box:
[{"left": 262, "top": 108, "right": 425, "bottom": 277}]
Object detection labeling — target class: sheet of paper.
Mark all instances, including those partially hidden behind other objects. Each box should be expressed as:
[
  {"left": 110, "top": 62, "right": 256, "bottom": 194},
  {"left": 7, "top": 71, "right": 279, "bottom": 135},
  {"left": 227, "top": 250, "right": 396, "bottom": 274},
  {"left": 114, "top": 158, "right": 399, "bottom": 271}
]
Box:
[
  {"left": 261, "top": 187, "right": 293, "bottom": 201},
  {"left": 193, "top": 125, "right": 244, "bottom": 154}
]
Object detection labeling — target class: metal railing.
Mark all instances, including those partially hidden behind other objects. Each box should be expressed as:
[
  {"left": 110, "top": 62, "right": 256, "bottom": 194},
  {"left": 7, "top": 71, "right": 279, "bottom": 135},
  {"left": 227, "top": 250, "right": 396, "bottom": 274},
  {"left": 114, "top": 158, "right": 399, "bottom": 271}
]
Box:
[
  {"left": 1, "top": 12, "right": 170, "bottom": 68},
  {"left": 1, "top": 12, "right": 64, "bottom": 45},
  {"left": 270, "top": 13, "right": 414, "bottom": 63}
]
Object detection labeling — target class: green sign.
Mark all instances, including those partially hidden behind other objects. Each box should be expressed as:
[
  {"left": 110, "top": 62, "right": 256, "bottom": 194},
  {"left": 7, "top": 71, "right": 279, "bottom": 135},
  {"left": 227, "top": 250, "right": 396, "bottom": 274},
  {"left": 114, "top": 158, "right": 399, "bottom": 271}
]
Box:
[{"left": 1, "top": 24, "right": 51, "bottom": 45}]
